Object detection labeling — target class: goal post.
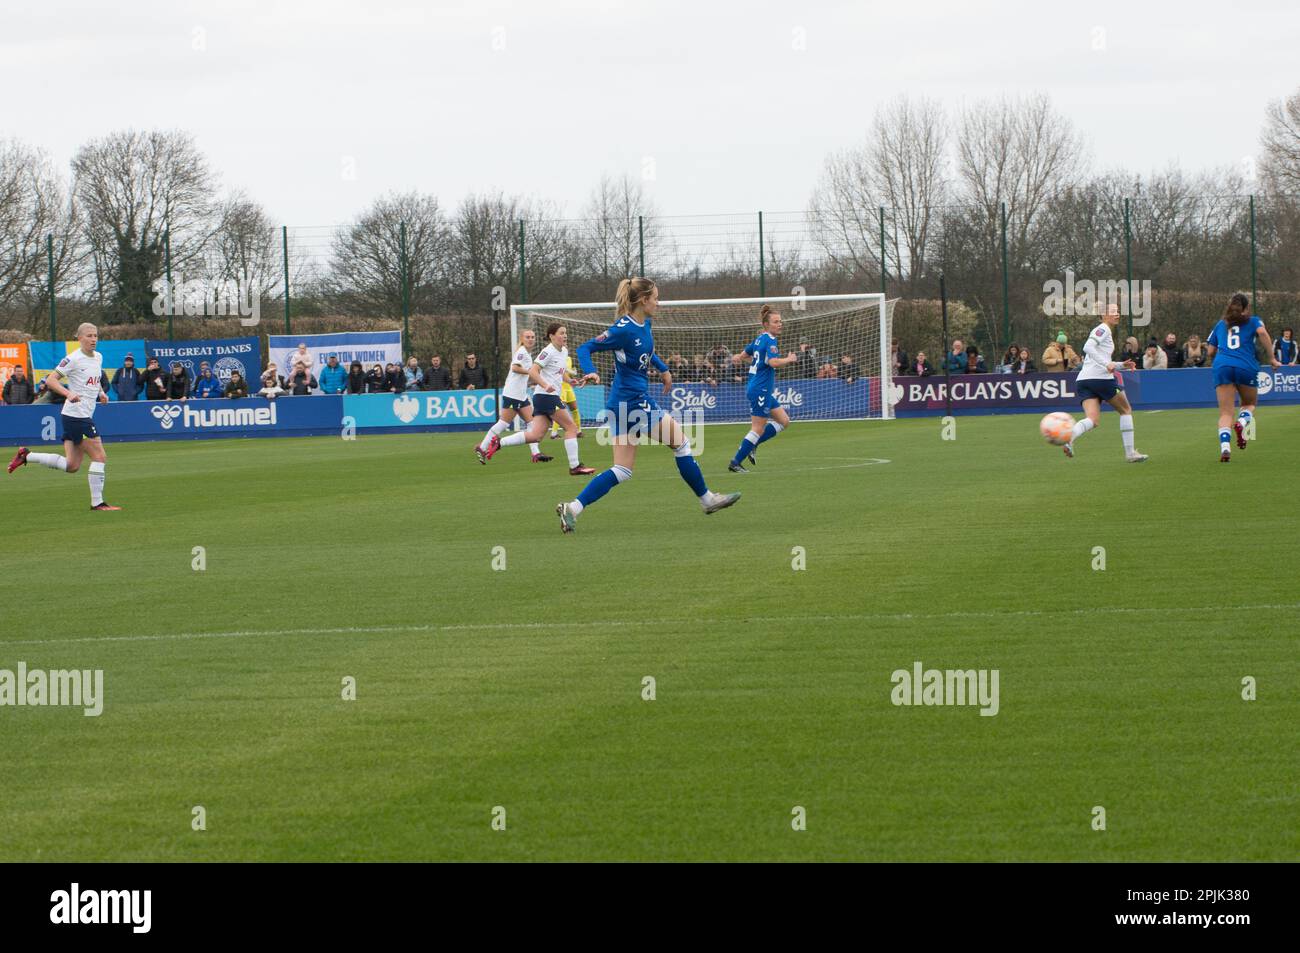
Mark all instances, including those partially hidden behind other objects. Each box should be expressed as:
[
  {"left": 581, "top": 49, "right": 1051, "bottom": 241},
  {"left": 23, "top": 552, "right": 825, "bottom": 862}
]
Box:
[{"left": 510, "top": 292, "right": 897, "bottom": 426}]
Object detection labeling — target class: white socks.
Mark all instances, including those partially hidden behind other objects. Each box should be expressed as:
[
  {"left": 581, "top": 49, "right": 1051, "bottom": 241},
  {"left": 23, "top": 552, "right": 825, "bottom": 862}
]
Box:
[
  {"left": 29, "top": 452, "right": 68, "bottom": 471},
  {"left": 564, "top": 437, "right": 580, "bottom": 467},
  {"left": 1071, "top": 418, "right": 1095, "bottom": 441},
  {"left": 1118, "top": 415, "right": 1135, "bottom": 454},
  {"left": 479, "top": 420, "right": 510, "bottom": 450},
  {"left": 88, "top": 461, "right": 105, "bottom": 506}
]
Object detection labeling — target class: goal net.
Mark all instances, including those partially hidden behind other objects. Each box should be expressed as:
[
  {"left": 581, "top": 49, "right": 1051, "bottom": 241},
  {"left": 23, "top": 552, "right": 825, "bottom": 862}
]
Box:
[{"left": 510, "top": 293, "right": 896, "bottom": 426}]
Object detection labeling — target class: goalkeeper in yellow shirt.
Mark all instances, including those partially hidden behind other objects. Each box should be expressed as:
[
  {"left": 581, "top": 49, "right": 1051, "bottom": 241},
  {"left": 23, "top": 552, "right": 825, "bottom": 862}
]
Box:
[{"left": 549, "top": 354, "right": 583, "bottom": 439}]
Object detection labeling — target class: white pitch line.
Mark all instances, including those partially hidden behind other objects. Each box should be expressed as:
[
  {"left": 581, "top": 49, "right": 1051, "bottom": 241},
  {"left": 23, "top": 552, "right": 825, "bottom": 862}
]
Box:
[{"left": 4, "top": 602, "right": 1298, "bottom": 648}]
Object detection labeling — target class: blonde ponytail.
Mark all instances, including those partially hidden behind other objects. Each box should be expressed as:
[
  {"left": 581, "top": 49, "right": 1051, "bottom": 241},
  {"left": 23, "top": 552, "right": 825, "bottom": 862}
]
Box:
[{"left": 616, "top": 276, "right": 656, "bottom": 317}]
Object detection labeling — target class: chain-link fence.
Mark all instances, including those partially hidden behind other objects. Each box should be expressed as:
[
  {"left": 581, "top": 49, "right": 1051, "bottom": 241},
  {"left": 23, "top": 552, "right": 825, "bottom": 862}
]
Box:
[{"left": 4, "top": 195, "right": 1299, "bottom": 382}]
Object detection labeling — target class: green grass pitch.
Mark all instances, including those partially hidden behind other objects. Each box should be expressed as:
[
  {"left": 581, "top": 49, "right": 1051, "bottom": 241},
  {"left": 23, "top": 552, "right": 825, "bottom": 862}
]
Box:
[{"left": 1, "top": 406, "right": 1296, "bottom": 861}]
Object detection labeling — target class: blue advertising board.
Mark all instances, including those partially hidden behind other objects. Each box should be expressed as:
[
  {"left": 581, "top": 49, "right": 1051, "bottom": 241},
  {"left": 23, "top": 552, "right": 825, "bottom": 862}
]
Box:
[{"left": 890, "top": 367, "right": 1300, "bottom": 416}]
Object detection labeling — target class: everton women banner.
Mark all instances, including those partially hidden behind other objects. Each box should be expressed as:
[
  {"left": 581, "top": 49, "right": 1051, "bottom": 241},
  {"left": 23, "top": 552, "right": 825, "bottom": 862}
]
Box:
[{"left": 268, "top": 332, "right": 402, "bottom": 379}]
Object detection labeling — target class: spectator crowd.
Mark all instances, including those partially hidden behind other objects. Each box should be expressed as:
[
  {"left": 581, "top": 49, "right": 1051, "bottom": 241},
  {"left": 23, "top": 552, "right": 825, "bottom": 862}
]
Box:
[
  {"left": 5, "top": 329, "right": 1298, "bottom": 406},
  {"left": 2, "top": 344, "right": 502, "bottom": 405},
  {"left": 886, "top": 327, "right": 1300, "bottom": 377}
]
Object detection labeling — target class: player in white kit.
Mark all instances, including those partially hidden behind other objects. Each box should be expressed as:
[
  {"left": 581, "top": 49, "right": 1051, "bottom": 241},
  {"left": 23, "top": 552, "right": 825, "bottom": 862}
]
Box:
[
  {"left": 7, "top": 323, "right": 122, "bottom": 509},
  {"left": 474, "top": 329, "right": 551, "bottom": 464},
  {"left": 492, "top": 323, "right": 594, "bottom": 475},
  {"left": 1063, "top": 304, "right": 1148, "bottom": 462}
]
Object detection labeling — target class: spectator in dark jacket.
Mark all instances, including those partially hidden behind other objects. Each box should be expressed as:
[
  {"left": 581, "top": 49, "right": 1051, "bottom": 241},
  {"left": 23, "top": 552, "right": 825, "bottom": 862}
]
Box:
[
  {"left": 110, "top": 354, "right": 143, "bottom": 401},
  {"left": 364, "top": 364, "right": 386, "bottom": 393},
  {"left": 3, "top": 365, "right": 34, "bottom": 404},
  {"left": 383, "top": 362, "right": 406, "bottom": 393},
  {"left": 192, "top": 363, "right": 224, "bottom": 398},
  {"left": 1120, "top": 336, "right": 1144, "bottom": 369},
  {"left": 346, "top": 360, "right": 367, "bottom": 394},
  {"left": 1182, "top": 335, "right": 1208, "bottom": 368},
  {"left": 891, "top": 343, "right": 909, "bottom": 376},
  {"left": 165, "top": 362, "right": 190, "bottom": 400},
  {"left": 457, "top": 353, "right": 488, "bottom": 390},
  {"left": 1010, "top": 347, "right": 1036, "bottom": 374},
  {"left": 912, "top": 351, "right": 933, "bottom": 377},
  {"left": 423, "top": 355, "right": 452, "bottom": 390},
  {"left": 287, "top": 367, "right": 317, "bottom": 395},
  {"left": 1161, "top": 332, "right": 1184, "bottom": 368},
  {"left": 143, "top": 357, "right": 168, "bottom": 400},
  {"left": 963, "top": 346, "right": 987, "bottom": 374},
  {"left": 225, "top": 370, "right": 249, "bottom": 398}
]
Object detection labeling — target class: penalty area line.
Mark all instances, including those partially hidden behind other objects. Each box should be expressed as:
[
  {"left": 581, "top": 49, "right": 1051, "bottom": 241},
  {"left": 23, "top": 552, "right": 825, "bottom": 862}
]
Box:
[{"left": 5, "top": 601, "right": 1298, "bottom": 647}]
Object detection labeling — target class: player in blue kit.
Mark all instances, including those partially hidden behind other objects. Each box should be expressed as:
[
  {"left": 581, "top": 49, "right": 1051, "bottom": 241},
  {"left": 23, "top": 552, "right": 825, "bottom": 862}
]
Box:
[
  {"left": 556, "top": 277, "right": 740, "bottom": 533},
  {"left": 1206, "top": 292, "right": 1281, "bottom": 462},
  {"left": 728, "top": 304, "right": 799, "bottom": 472}
]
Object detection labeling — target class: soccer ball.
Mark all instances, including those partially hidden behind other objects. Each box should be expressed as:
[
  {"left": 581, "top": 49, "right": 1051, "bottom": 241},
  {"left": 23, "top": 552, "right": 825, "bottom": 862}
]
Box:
[{"left": 1040, "top": 412, "right": 1075, "bottom": 446}]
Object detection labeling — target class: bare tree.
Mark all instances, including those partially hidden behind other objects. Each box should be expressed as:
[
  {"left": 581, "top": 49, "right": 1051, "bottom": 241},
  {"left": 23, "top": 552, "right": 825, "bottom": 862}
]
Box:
[
  {"left": 72, "top": 129, "right": 217, "bottom": 322},
  {"left": 206, "top": 193, "right": 280, "bottom": 306},
  {"left": 581, "top": 174, "right": 661, "bottom": 286},
  {"left": 869, "top": 96, "right": 948, "bottom": 290},
  {"left": 955, "top": 95, "right": 1087, "bottom": 268},
  {"left": 326, "top": 191, "right": 451, "bottom": 317},
  {"left": 0, "top": 139, "right": 86, "bottom": 332},
  {"left": 449, "top": 191, "right": 523, "bottom": 311},
  {"left": 807, "top": 146, "right": 879, "bottom": 281},
  {"left": 1260, "top": 87, "right": 1300, "bottom": 194}
]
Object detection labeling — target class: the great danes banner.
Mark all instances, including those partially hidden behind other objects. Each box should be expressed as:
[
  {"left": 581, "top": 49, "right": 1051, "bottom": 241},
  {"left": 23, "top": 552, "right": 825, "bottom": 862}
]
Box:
[
  {"left": 145, "top": 337, "right": 260, "bottom": 390},
  {"left": 268, "top": 332, "right": 402, "bottom": 379}
]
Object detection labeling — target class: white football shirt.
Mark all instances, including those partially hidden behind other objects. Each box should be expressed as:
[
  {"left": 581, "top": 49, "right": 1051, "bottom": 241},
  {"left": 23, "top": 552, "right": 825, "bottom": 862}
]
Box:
[
  {"left": 1077, "top": 323, "right": 1116, "bottom": 382},
  {"left": 501, "top": 345, "right": 533, "bottom": 401},
  {"left": 534, "top": 344, "right": 568, "bottom": 394},
  {"left": 54, "top": 349, "right": 104, "bottom": 419}
]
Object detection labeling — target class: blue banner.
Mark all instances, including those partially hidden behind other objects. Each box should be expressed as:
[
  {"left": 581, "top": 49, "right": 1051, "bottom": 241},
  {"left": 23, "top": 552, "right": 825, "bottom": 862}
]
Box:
[
  {"left": 343, "top": 391, "right": 498, "bottom": 428},
  {"left": 145, "top": 337, "right": 260, "bottom": 393},
  {"left": 891, "top": 366, "right": 1300, "bottom": 415},
  {"left": 581, "top": 378, "right": 879, "bottom": 423}
]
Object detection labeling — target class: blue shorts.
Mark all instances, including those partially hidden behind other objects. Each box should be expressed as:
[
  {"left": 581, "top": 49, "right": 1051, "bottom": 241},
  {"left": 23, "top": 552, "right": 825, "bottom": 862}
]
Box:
[
  {"left": 1213, "top": 365, "right": 1258, "bottom": 388},
  {"left": 530, "top": 393, "right": 564, "bottom": 417},
  {"left": 502, "top": 395, "right": 531, "bottom": 411},
  {"left": 606, "top": 394, "right": 663, "bottom": 437},
  {"left": 1076, "top": 378, "right": 1118, "bottom": 403},
  {"left": 60, "top": 415, "right": 100, "bottom": 445},
  {"left": 748, "top": 389, "right": 782, "bottom": 418}
]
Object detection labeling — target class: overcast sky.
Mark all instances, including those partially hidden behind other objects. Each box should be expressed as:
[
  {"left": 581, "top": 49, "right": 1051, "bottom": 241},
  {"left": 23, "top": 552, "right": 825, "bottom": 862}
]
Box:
[{"left": 3, "top": 0, "right": 1297, "bottom": 226}]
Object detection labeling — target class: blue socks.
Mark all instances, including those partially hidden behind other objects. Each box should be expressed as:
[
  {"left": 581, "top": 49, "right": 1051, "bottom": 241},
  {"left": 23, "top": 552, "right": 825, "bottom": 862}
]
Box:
[
  {"left": 757, "top": 422, "right": 781, "bottom": 445},
  {"left": 577, "top": 468, "right": 621, "bottom": 507},
  {"left": 731, "top": 431, "right": 760, "bottom": 466},
  {"left": 675, "top": 449, "right": 709, "bottom": 497}
]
